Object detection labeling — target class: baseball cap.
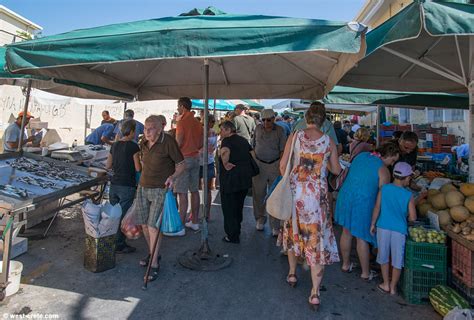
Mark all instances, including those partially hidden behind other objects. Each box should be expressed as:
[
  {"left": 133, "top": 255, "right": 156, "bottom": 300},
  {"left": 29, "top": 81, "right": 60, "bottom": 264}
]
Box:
[
  {"left": 393, "top": 162, "right": 413, "bottom": 178},
  {"left": 18, "top": 111, "right": 34, "bottom": 118},
  {"left": 261, "top": 109, "right": 275, "bottom": 119}
]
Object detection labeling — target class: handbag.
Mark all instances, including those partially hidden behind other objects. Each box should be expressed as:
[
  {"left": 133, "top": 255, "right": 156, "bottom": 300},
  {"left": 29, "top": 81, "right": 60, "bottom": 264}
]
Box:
[
  {"left": 328, "top": 141, "right": 363, "bottom": 191},
  {"left": 266, "top": 133, "right": 297, "bottom": 221},
  {"left": 249, "top": 154, "right": 260, "bottom": 177},
  {"left": 160, "top": 190, "right": 184, "bottom": 233}
]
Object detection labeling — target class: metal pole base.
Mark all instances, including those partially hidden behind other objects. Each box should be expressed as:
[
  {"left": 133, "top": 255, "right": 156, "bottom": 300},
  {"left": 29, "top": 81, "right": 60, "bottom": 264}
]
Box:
[{"left": 178, "top": 247, "right": 232, "bottom": 271}]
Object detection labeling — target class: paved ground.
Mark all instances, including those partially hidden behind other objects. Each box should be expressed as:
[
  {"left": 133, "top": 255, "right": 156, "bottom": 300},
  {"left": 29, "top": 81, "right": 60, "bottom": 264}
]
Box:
[{"left": 1, "top": 191, "right": 439, "bottom": 320}]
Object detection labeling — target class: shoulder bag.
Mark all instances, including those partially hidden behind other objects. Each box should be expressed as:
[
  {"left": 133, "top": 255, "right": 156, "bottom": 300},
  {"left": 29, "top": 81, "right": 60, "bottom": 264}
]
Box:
[{"left": 266, "top": 132, "right": 297, "bottom": 221}]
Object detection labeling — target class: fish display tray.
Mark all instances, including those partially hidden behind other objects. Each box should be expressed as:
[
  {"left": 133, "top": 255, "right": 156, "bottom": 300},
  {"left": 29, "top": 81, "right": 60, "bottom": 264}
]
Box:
[
  {"left": 84, "top": 234, "right": 116, "bottom": 273},
  {"left": 0, "top": 152, "right": 105, "bottom": 210}
]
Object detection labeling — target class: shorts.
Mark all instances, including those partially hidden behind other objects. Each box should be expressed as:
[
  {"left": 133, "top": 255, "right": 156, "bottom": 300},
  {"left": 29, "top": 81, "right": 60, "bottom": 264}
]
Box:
[
  {"left": 135, "top": 186, "right": 166, "bottom": 227},
  {"left": 174, "top": 157, "right": 200, "bottom": 193},
  {"left": 199, "top": 163, "right": 216, "bottom": 180},
  {"left": 376, "top": 227, "right": 406, "bottom": 269}
]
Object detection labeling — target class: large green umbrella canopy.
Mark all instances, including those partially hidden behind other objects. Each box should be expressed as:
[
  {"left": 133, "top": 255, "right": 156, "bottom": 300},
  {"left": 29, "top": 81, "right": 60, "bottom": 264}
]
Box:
[
  {"left": 339, "top": 1, "right": 474, "bottom": 181},
  {"left": 339, "top": 1, "right": 473, "bottom": 93},
  {"left": 5, "top": 8, "right": 366, "bottom": 101},
  {"left": 0, "top": 47, "right": 132, "bottom": 100},
  {"left": 323, "top": 86, "right": 469, "bottom": 109}
]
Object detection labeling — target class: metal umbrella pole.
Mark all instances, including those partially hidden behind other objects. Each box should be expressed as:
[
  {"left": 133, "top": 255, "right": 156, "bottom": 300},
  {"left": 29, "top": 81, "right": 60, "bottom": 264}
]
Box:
[
  {"left": 17, "top": 79, "right": 32, "bottom": 152},
  {"left": 177, "top": 59, "right": 231, "bottom": 271},
  {"left": 469, "top": 36, "right": 474, "bottom": 183},
  {"left": 376, "top": 105, "right": 380, "bottom": 147},
  {"left": 199, "top": 58, "right": 211, "bottom": 258}
]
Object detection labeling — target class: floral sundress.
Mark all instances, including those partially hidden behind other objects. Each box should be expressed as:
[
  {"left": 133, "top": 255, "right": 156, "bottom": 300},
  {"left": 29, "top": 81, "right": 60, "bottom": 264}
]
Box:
[{"left": 279, "top": 130, "right": 340, "bottom": 266}]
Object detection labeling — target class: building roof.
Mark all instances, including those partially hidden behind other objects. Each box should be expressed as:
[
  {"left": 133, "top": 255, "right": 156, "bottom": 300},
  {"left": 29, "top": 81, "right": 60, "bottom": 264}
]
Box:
[{"left": 0, "top": 5, "right": 42, "bottom": 31}]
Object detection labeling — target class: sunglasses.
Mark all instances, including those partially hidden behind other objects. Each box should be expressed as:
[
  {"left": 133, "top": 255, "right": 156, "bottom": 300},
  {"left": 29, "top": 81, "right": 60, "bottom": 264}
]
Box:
[{"left": 262, "top": 118, "right": 273, "bottom": 122}]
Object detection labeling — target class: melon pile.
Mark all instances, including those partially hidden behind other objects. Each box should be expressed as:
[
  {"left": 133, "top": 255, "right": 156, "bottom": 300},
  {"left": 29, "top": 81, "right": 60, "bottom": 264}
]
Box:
[{"left": 417, "top": 182, "right": 474, "bottom": 241}]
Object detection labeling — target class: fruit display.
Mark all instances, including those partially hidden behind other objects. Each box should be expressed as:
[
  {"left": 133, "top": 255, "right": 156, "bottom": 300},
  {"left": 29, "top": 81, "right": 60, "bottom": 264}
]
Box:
[
  {"left": 459, "top": 183, "right": 474, "bottom": 197},
  {"left": 429, "top": 285, "right": 470, "bottom": 317},
  {"left": 423, "top": 171, "right": 445, "bottom": 182},
  {"left": 409, "top": 226, "right": 446, "bottom": 244}
]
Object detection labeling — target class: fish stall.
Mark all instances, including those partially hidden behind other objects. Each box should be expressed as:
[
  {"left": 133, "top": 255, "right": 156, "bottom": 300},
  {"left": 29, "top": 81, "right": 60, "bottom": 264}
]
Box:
[{"left": 0, "top": 152, "right": 108, "bottom": 300}]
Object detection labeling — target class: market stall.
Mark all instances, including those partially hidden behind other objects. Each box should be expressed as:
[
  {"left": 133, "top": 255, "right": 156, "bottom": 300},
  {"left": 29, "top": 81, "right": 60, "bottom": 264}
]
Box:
[{"left": 0, "top": 152, "right": 107, "bottom": 300}]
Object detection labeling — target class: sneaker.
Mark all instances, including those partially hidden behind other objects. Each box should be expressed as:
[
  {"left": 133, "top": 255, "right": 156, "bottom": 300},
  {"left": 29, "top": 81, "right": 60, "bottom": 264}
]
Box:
[
  {"left": 185, "top": 221, "right": 200, "bottom": 231},
  {"left": 163, "top": 229, "right": 186, "bottom": 237},
  {"left": 256, "top": 222, "right": 264, "bottom": 231}
]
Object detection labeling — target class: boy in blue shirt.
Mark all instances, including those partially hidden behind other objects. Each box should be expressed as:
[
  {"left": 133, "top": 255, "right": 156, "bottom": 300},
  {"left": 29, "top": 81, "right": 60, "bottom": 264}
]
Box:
[{"left": 370, "top": 162, "right": 417, "bottom": 295}]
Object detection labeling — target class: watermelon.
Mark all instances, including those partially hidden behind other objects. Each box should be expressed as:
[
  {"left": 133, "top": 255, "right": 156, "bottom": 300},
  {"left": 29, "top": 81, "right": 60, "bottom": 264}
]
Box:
[{"left": 429, "top": 285, "right": 470, "bottom": 316}]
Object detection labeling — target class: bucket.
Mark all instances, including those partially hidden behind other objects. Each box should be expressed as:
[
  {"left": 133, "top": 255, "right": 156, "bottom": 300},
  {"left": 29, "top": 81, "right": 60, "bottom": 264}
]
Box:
[{"left": 0, "top": 261, "right": 23, "bottom": 296}]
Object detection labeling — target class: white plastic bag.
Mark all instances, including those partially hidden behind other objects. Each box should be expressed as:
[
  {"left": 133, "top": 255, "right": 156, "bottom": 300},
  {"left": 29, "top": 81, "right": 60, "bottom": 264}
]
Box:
[{"left": 444, "top": 307, "right": 473, "bottom": 320}]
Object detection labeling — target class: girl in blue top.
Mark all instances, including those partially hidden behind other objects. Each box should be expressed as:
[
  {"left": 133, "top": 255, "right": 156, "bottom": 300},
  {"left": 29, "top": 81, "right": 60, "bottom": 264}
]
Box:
[{"left": 370, "top": 162, "right": 417, "bottom": 295}]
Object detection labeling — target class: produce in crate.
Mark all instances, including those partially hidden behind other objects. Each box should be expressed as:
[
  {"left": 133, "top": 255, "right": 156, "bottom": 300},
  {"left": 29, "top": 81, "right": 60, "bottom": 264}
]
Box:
[
  {"left": 429, "top": 285, "right": 470, "bottom": 317},
  {"left": 409, "top": 227, "right": 446, "bottom": 244},
  {"left": 459, "top": 183, "right": 474, "bottom": 197},
  {"left": 417, "top": 203, "right": 433, "bottom": 217},
  {"left": 464, "top": 196, "right": 474, "bottom": 214},
  {"left": 423, "top": 171, "right": 445, "bottom": 182},
  {"left": 436, "top": 210, "right": 451, "bottom": 226},
  {"left": 431, "top": 193, "right": 447, "bottom": 210},
  {"left": 440, "top": 183, "right": 457, "bottom": 193},
  {"left": 445, "top": 191, "right": 465, "bottom": 208},
  {"left": 450, "top": 206, "right": 470, "bottom": 223}
]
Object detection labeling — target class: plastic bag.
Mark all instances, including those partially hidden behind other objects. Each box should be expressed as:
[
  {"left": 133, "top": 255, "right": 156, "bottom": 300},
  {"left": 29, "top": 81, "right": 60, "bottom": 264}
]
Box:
[
  {"left": 121, "top": 201, "right": 142, "bottom": 240},
  {"left": 444, "top": 307, "right": 473, "bottom": 320},
  {"left": 160, "top": 190, "right": 183, "bottom": 233},
  {"left": 98, "top": 203, "right": 122, "bottom": 237}
]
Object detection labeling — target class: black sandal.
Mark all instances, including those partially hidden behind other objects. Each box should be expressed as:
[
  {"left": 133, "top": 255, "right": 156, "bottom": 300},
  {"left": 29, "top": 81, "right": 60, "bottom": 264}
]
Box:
[
  {"left": 308, "top": 288, "right": 320, "bottom": 312},
  {"left": 146, "top": 266, "right": 160, "bottom": 282},
  {"left": 140, "top": 254, "right": 161, "bottom": 267},
  {"left": 139, "top": 254, "right": 150, "bottom": 267}
]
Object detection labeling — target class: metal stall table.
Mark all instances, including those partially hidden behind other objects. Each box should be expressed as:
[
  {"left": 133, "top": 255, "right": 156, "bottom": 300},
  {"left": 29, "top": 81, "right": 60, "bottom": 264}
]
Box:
[{"left": 0, "top": 152, "right": 107, "bottom": 300}]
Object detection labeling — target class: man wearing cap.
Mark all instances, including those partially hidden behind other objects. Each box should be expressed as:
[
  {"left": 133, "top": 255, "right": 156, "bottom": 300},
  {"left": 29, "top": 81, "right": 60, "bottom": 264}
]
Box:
[
  {"left": 2, "top": 111, "right": 35, "bottom": 153},
  {"left": 114, "top": 109, "right": 144, "bottom": 143},
  {"left": 233, "top": 104, "right": 256, "bottom": 144},
  {"left": 252, "top": 109, "right": 287, "bottom": 235}
]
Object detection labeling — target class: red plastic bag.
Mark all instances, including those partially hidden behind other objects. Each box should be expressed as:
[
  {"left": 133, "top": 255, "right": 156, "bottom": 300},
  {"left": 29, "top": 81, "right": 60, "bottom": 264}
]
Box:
[{"left": 120, "top": 201, "right": 142, "bottom": 240}]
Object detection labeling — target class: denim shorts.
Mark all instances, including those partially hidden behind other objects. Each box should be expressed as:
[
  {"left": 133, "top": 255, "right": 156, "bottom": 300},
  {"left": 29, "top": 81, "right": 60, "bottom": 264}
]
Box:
[
  {"left": 376, "top": 227, "right": 406, "bottom": 269},
  {"left": 199, "top": 162, "right": 216, "bottom": 180}
]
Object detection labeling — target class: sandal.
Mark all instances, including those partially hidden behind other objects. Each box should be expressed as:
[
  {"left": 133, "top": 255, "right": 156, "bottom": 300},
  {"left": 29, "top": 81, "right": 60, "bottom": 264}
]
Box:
[
  {"left": 139, "top": 254, "right": 161, "bottom": 267},
  {"left": 361, "top": 270, "right": 378, "bottom": 282},
  {"left": 286, "top": 274, "right": 298, "bottom": 288},
  {"left": 377, "top": 284, "right": 390, "bottom": 294},
  {"left": 139, "top": 254, "right": 150, "bottom": 267},
  {"left": 145, "top": 266, "right": 160, "bottom": 282},
  {"left": 341, "top": 262, "right": 354, "bottom": 273},
  {"left": 308, "top": 288, "right": 320, "bottom": 312}
]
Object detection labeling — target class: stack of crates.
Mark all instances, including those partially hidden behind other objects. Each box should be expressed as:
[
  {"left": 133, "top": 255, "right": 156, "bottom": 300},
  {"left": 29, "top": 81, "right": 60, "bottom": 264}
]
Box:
[
  {"left": 450, "top": 240, "right": 474, "bottom": 306},
  {"left": 400, "top": 238, "right": 447, "bottom": 304},
  {"left": 431, "top": 134, "right": 455, "bottom": 154}
]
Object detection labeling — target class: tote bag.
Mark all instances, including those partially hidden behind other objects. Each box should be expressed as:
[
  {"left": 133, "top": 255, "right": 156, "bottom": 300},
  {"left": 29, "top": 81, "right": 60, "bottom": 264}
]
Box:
[{"left": 266, "top": 133, "right": 297, "bottom": 221}]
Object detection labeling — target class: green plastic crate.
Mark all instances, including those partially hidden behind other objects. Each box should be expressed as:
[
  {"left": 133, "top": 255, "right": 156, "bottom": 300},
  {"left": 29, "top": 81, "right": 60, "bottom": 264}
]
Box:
[
  {"left": 405, "top": 238, "right": 447, "bottom": 273},
  {"left": 401, "top": 267, "right": 447, "bottom": 304}
]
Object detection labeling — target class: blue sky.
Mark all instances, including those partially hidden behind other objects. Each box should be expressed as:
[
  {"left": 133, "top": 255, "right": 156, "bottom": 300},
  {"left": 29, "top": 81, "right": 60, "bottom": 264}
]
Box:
[{"left": 2, "top": 0, "right": 365, "bottom": 35}]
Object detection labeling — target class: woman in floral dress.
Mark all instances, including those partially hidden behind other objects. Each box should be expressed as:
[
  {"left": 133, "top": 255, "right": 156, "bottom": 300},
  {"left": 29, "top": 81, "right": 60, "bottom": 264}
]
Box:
[{"left": 279, "top": 102, "right": 341, "bottom": 311}]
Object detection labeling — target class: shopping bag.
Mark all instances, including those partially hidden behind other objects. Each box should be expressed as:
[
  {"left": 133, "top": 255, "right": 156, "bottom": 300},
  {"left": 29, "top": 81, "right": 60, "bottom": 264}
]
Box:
[
  {"left": 266, "top": 133, "right": 297, "bottom": 221},
  {"left": 264, "top": 176, "right": 282, "bottom": 203},
  {"left": 120, "top": 201, "right": 142, "bottom": 240},
  {"left": 160, "top": 190, "right": 183, "bottom": 233}
]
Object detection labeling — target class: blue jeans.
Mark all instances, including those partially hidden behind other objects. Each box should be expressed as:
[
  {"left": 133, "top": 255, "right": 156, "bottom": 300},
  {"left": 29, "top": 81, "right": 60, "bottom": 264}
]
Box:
[{"left": 109, "top": 184, "right": 137, "bottom": 249}]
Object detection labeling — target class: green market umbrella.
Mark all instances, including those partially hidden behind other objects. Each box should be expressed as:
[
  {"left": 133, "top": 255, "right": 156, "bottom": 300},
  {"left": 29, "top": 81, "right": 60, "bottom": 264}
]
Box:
[
  {"left": 339, "top": 0, "right": 474, "bottom": 180},
  {"left": 323, "top": 86, "right": 469, "bottom": 109},
  {"left": 191, "top": 99, "right": 235, "bottom": 111},
  {"left": 5, "top": 9, "right": 366, "bottom": 101},
  {"left": 4, "top": 7, "right": 367, "bottom": 264}
]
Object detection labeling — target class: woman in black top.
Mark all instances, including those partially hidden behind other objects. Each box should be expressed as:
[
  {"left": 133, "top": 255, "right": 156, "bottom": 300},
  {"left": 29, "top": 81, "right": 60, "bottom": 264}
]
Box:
[
  {"left": 106, "top": 119, "right": 142, "bottom": 253},
  {"left": 219, "top": 121, "right": 254, "bottom": 243}
]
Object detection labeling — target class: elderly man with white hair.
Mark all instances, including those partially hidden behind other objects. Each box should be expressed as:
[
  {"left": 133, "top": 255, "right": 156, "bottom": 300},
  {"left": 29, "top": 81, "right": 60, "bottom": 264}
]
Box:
[
  {"left": 252, "top": 108, "right": 287, "bottom": 236},
  {"left": 135, "top": 115, "right": 185, "bottom": 282}
]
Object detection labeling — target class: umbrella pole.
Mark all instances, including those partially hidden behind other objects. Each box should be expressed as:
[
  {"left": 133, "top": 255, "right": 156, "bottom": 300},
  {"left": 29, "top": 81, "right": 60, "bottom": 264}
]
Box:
[
  {"left": 200, "top": 58, "right": 211, "bottom": 257},
  {"left": 17, "top": 79, "right": 32, "bottom": 152},
  {"left": 376, "top": 105, "right": 380, "bottom": 147},
  {"left": 123, "top": 101, "right": 128, "bottom": 117},
  {"left": 213, "top": 99, "right": 216, "bottom": 117}
]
